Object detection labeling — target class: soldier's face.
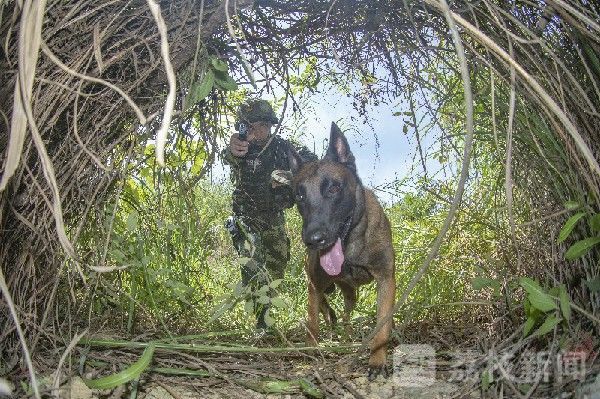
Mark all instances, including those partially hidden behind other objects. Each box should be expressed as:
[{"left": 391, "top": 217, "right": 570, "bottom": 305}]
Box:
[{"left": 247, "top": 121, "right": 271, "bottom": 142}]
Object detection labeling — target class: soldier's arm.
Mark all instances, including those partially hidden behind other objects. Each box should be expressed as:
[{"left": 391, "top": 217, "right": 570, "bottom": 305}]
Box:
[
  {"left": 222, "top": 133, "right": 249, "bottom": 167},
  {"left": 221, "top": 147, "right": 242, "bottom": 167}
]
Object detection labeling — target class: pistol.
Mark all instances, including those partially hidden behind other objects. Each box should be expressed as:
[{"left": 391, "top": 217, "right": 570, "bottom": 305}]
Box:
[{"left": 238, "top": 122, "right": 249, "bottom": 141}]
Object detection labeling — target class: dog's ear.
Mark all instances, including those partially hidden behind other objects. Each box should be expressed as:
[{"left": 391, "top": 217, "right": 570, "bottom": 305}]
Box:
[
  {"left": 287, "top": 146, "right": 304, "bottom": 175},
  {"left": 325, "top": 122, "right": 356, "bottom": 170}
]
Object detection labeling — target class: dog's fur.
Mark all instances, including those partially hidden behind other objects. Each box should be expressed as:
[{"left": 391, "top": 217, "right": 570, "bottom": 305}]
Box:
[{"left": 288, "top": 122, "right": 395, "bottom": 379}]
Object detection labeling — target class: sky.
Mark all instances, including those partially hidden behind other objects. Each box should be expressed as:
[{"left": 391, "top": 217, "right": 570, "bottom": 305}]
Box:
[
  {"left": 286, "top": 92, "right": 417, "bottom": 204},
  {"left": 210, "top": 85, "right": 442, "bottom": 205}
]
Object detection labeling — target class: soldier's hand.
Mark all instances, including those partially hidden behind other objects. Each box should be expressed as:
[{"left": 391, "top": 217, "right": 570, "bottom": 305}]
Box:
[{"left": 229, "top": 133, "right": 249, "bottom": 157}]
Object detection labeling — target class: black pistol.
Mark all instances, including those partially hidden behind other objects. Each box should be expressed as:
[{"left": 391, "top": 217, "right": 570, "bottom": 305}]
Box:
[{"left": 238, "top": 122, "right": 249, "bottom": 141}]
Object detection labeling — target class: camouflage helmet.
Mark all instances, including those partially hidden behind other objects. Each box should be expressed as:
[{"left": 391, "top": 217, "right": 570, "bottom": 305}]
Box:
[{"left": 235, "top": 99, "right": 278, "bottom": 130}]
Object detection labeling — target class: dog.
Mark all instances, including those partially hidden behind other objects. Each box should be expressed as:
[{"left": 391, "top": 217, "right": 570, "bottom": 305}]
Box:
[{"left": 288, "top": 122, "right": 396, "bottom": 379}]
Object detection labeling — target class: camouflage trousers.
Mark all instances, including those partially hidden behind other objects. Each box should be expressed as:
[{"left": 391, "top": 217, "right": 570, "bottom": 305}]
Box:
[
  {"left": 231, "top": 214, "right": 290, "bottom": 287},
  {"left": 229, "top": 214, "right": 290, "bottom": 325}
]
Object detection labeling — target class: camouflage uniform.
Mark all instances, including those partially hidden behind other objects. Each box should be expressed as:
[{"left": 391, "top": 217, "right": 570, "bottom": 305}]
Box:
[{"left": 223, "top": 100, "right": 316, "bottom": 328}]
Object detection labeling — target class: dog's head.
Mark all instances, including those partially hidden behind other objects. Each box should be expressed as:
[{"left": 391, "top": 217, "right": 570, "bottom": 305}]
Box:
[{"left": 288, "top": 122, "right": 361, "bottom": 275}]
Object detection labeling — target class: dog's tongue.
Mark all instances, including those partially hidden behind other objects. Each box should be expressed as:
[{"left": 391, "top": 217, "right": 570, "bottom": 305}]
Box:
[{"left": 319, "top": 238, "right": 344, "bottom": 276}]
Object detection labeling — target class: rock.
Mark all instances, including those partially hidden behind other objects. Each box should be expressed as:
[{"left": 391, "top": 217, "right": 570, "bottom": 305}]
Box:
[
  {"left": 576, "top": 373, "right": 600, "bottom": 399},
  {"left": 0, "top": 378, "right": 14, "bottom": 396},
  {"left": 69, "top": 377, "right": 93, "bottom": 399}
]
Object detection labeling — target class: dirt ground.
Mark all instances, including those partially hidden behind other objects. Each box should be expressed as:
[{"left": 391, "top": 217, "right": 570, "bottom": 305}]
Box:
[
  {"left": 36, "top": 323, "right": 600, "bottom": 398},
  {"left": 67, "top": 350, "right": 477, "bottom": 399},
  {"left": 64, "top": 328, "right": 483, "bottom": 399}
]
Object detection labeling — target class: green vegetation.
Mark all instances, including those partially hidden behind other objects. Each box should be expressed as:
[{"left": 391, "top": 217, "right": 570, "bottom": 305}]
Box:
[
  {"left": 3, "top": 1, "right": 600, "bottom": 396},
  {"left": 87, "top": 133, "right": 505, "bottom": 337},
  {"left": 62, "top": 30, "right": 600, "bottom": 396},
  {"left": 78, "top": 47, "right": 598, "bottom": 345}
]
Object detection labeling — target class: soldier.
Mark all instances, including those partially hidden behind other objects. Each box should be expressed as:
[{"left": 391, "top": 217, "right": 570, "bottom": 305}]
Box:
[{"left": 223, "top": 99, "right": 316, "bottom": 330}]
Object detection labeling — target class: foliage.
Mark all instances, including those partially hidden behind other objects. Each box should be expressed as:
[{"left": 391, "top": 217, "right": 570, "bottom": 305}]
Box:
[
  {"left": 84, "top": 344, "right": 155, "bottom": 389},
  {"left": 96, "top": 144, "right": 233, "bottom": 332},
  {"left": 82, "top": 14, "right": 600, "bottom": 342},
  {"left": 2, "top": 1, "right": 600, "bottom": 397},
  {"left": 558, "top": 206, "right": 600, "bottom": 260}
]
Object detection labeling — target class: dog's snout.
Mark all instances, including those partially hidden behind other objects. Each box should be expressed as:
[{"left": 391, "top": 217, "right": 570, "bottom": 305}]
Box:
[{"left": 306, "top": 230, "right": 326, "bottom": 247}]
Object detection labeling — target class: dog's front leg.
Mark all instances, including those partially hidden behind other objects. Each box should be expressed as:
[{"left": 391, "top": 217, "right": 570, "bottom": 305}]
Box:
[
  {"left": 306, "top": 278, "right": 322, "bottom": 346},
  {"left": 338, "top": 282, "right": 357, "bottom": 339},
  {"left": 368, "top": 274, "right": 395, "bottom": 380}
]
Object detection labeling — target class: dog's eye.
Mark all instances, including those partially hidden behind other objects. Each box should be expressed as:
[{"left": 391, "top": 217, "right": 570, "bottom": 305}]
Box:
[
  {"left": 328, "top": 184, "right": 341, "bottom": 195},
  {"left": 296, "top": 192, "right": 305, "bottom": 202}
]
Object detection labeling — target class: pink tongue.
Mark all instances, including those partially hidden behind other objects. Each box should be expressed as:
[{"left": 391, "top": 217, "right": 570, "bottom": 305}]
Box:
[{"left": 319, "top": 238, "right": 344, "bottom": 276}]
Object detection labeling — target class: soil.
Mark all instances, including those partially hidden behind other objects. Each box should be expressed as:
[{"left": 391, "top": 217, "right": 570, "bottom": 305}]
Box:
[{"left": 66, "top": 336, "right": 482, "bottom": 399}]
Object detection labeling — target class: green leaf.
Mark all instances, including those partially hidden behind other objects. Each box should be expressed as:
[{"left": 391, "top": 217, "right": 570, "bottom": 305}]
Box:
[
  {"left": 531, "top": 315, "right": 561, "bottom": 337},
  {"left": 208, "top": 299, "right": 235, "bottom": 324},
  {"left": 261, "top": 380, "right": 296, "bottom": 394},
  {"left": 110, "top": 249, "right": 126, "bottom": 262},
  {"left": 190, "top": 154, "right": 205, "bottom": 175},
  {"left": 84, "top": 344, "right": 155, "bottom": 389},
  {"left": 471, "top": 277, "right": 500, "bottom": 291},
  {"left": 269, "top": 279, "right": 283, "bottom": 289},
  {"left": 523, "top": 316, "right": 536, "bottom": 337},
  {"left": 244, "top": 300, "right": 254, "bottom": 314},
  {"left": 237, "top": 257, "right": 251, "bottom": 267},
  {"left": 271, "top": 297, "right": 286, "bottom": 308},
  {"left": 402, "top": 125, "right": 408, "bottom": 134},
  {"left": 564, "top": 201, "right": 580, "bottom": 210},
  {"left": 481, "top": 370, "right": 491, "bottom": 391},
  {"left": 257, "top": 285, "right": 270, "bottom": 295},
  {"left": 558, "top": 285, "right": 571, "bottom": 323},
  {"left": 584, "top": 277, "right": 600, "bottom": 292},
  {"left": 264, "top": 310, "right": 275, "bottom": 327},
  {"left": 210, "top": 57, "right": 228, "bottom": 72},
  {"left": 519, "top": 277, "right": 557, "bottom": 312},
  {"left": 558, "top": 212, "right": 585, "bottom": 243},
  {"left": 518, "top": 384, "right": 532, "bottom": 394},
  {"left": 233, "top": 282, "right": 245, "bottom": 296},
  {"left": 565, "top": 237, "right": 600, "bottom": 260},
  {"left": 257, "top": 295, "right": 270, "bottom": 305},
  {"left": 166, "top": 223, "right": 177, "bottom": 231},
  {"left": 298, "top": 378, "right": 324, "bottom": 398},
  {"left": 185, "top": 70, "right": 214, "bottom": 111},
  {"left": 214, "top": 72, "right": 238, "bottom": 91},
  {"left": 589, "top": 214, "right": 600, "bottom": 232},
  {"left": 126, "top": 211, "right": 139, "bottom": 231},
  {"left": 243, "top": 378, "right": 319, "bottom": 396}
]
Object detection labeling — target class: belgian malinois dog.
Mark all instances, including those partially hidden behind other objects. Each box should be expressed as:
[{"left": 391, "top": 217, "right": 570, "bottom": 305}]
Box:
[{"left": 288, "top": 122, "right": 396, "bottom": 379}]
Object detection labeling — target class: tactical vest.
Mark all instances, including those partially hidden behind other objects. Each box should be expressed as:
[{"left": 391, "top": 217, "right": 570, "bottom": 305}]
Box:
[{"left": 226, "top": 136, "right": 295, "bottom": 228}]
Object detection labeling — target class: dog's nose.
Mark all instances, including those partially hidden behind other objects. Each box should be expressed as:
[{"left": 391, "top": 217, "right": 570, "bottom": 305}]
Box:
[{"left": 307, "top": 231, "right": 326, "bottom": 246}]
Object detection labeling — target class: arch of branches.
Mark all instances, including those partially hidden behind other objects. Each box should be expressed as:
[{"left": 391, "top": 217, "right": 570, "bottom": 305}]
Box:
[{"left": 1, "top": 0, "right": 599, "bottom": 393}]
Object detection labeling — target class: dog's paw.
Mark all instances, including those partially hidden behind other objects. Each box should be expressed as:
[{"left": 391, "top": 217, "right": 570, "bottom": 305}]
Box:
[{"left": 367, "top": 365, "right": 390, "bottom": 381}]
